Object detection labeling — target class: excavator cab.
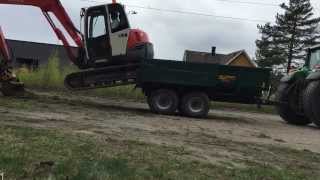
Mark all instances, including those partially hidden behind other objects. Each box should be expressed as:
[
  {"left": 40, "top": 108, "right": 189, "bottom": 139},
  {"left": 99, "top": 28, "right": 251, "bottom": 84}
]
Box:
[{"left": 83, "top": 3, "right": 154, "bottom": 67}]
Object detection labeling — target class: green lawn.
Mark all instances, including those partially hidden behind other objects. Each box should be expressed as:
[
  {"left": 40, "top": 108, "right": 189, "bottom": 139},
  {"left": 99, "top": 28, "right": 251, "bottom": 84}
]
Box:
[{"left": 0, "top": 125, "right": 315, "bottom": 180}]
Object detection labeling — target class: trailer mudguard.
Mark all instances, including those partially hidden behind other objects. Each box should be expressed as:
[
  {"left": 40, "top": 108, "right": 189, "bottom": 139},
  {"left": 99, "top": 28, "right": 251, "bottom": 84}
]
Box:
[{"left": 306, "top": 71, "right": 320, "bottom": 81}]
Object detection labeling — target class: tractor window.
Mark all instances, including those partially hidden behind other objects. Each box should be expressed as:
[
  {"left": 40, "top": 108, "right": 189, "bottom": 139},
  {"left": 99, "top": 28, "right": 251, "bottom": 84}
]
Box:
[
  {"left": 108, "top": 4, "right": 129, "bottom": 33},
  {"left": 310, "top": 49, "right": 320, "bottom": 69}
]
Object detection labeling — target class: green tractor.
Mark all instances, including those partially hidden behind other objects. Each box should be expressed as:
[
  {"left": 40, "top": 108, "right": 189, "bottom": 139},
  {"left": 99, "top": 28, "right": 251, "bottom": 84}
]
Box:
[{"left": 276, "top": 45, "right": 320, "bottom": 127}]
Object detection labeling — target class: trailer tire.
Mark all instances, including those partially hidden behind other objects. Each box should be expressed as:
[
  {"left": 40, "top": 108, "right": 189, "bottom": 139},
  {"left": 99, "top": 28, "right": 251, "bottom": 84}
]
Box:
[
  {"left": 276, "top": 83, "right": 310, "bottom": 126},
  {"left": 180, "top": 92, "right": 209, "bottom": 118},
  {"left": 147, "top": 89, "right": 179, "bottom": 115},
  {"left": 303, "top": 81, "right": 320, "bottom": 127}
]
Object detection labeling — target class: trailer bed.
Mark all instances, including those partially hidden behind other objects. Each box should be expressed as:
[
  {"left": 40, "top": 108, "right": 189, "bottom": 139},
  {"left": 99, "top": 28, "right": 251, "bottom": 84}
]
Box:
[{"left": 137, "top": 59, "right": 271, "bottom": 104}]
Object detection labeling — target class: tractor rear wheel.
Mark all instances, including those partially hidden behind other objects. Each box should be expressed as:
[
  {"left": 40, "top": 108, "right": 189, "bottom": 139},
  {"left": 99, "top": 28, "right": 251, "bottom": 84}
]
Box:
[
  {"left": 147, "top": 89, "right": 179, "bottom": 115},
  {"left": 276, "top": 83, "right": 310, "bottom": 125},
  {"left": 303, "top": 81, "right": 320, "bottom": 127}
]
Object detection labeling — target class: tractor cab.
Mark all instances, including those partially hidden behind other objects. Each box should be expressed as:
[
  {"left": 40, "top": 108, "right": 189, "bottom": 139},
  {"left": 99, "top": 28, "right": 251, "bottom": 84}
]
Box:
[
  {"left": 306, "top": 45, "right": 320, "bottom": 70},
  {"left": 82, "top": 3, "right": 154, "bottom": 67}
]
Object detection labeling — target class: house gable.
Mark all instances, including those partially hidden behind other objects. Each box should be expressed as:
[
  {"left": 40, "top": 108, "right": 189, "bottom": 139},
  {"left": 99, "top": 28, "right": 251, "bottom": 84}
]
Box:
[
  {"left": 229, "top": 54, "right": 253, "bottom": 67},
  {"left": 184, "top": 49, "right": 257, "bottom": 68},
  {"left": 226, "top": 51, "right": 257, "bottom": 68}
]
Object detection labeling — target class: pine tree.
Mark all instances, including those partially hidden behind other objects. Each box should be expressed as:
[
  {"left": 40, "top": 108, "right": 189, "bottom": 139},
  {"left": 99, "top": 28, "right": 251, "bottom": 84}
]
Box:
[
  {"left": 256, "top": 23, "right": 286, "bottom": 68},
  {"left": 256, "top": 0, "right": 320, "bottom": 73}
]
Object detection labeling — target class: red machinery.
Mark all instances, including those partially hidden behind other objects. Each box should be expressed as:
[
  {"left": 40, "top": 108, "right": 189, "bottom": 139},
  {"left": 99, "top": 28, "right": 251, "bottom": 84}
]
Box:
[
  {"left": 0, "top": 26, "right": 23, "bottom": 95},
  {"left": 0, "top": 0, "right": 154, "bottom": 91}
]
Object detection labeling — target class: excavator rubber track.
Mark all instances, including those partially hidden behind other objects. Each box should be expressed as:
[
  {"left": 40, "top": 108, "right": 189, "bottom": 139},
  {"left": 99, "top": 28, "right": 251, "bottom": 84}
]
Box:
[{"left": 64, "top": 64, "right": 139, "bottom": 90}]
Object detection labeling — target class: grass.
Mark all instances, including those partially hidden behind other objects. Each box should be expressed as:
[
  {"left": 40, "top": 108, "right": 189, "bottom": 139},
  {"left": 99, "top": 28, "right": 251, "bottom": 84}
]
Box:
[
  {"left": 0, "top": 125, "right": 315, "bottom": 180},
  {"left": 92, "top": 86, "right": 145, "bottom": 101}
]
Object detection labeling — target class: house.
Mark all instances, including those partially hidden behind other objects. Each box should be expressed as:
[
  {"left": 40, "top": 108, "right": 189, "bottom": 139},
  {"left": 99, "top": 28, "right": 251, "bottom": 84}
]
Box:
[
  {"left": 183, "top": 47, "right": 257, "bottom": 68},
  {"left": 6, "top": 39, "right": 78, "bottom": 69}
]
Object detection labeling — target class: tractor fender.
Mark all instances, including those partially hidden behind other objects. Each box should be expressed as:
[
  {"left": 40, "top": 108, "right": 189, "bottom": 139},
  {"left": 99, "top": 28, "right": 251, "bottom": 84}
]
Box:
[
  {"left": 280, "top": 73, "right": 296, "bottom": 83},
  {"left": 306, "top": 71, "right": 320, "bottom": 81}
]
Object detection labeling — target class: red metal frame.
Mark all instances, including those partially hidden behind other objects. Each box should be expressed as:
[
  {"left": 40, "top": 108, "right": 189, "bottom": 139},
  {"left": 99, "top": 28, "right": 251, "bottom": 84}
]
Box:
[
  {"left": 0, "top": 26, "right": 10, "bottom": 63},
  {"left": 0, "top": 0, "right": 84, "bottom": 63}
]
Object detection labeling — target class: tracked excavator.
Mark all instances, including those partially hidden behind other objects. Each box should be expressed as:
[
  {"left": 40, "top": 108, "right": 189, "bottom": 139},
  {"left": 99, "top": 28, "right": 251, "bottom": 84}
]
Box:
[
  {"left": 0, "top": 0, "right": 154, "bottom": 94},
  {"left": 0, "top": 26, "right": 24, "bottom": 96}
]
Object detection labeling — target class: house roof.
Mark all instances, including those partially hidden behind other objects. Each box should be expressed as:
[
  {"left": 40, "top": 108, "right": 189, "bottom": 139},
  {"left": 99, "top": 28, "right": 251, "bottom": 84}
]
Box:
[{"left": 184, "top": 49, "right": 257, "bottom": 67}]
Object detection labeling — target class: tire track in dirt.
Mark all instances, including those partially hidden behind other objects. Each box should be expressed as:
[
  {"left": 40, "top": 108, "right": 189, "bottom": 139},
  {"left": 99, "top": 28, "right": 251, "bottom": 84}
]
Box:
[{"left": 1, "top": 91, "right": 320, "bottom": 166}]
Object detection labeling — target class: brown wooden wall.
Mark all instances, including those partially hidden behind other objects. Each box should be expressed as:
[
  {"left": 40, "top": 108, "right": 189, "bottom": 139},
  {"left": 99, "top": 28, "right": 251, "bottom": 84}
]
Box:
[{"left": 229, "top": 54, "right": 255, "bottom": 68}]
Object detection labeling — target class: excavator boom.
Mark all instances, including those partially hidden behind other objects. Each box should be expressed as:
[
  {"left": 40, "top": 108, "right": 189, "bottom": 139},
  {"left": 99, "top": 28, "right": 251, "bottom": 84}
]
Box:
[
  {"left": 0, "top": 26, "right": 10, "bottom": 63},
  {"left": 0, "top": 0, "right": 84, "bottom": 63}
]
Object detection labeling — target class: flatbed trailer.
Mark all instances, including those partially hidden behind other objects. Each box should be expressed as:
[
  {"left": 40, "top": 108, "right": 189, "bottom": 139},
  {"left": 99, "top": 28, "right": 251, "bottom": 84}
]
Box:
[
  {"left": 134, "top": 59, "right": 271, "bottom": 118},
  {"left": 65, "top": 58, "right": 271, "bottom": 118}
]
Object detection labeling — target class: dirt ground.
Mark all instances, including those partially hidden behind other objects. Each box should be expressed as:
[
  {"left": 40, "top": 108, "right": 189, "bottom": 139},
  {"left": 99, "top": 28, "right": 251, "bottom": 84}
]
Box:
[{"left": 1, "top": 90, "right": 320, "bottom": 167}]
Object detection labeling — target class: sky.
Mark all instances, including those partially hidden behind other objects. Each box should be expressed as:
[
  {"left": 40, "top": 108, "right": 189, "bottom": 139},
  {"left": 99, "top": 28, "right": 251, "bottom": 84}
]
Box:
[{"left": 0, "top": 0, "right": 319, "bottom": 60}]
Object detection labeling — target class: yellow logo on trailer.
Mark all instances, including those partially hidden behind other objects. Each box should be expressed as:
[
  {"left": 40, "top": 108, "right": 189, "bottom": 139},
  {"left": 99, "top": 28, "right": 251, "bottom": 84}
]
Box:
[{"left": 218, "top": 75, "right": 237, "bottom": 83}]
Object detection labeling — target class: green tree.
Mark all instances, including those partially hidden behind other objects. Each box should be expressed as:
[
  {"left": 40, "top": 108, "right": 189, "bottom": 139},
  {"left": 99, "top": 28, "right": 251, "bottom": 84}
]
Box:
[
  {"left": 256, "top": 0, "right": 320, "bottom": 73},
  {"left": 256, "top": 23, "right": 286, "bottom": 68}
]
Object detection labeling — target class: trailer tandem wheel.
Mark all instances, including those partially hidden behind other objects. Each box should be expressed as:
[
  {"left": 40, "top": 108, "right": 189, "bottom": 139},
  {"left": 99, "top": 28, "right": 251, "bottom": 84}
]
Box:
[
  {"left": 179, "top": 92, "right": 210, "bottom": 118},
  {"left": 276, "top": 83, "right": 310, "bottom": 126},
  {"left": 147, "top": 89, "right": 179, "bottom": 115}
]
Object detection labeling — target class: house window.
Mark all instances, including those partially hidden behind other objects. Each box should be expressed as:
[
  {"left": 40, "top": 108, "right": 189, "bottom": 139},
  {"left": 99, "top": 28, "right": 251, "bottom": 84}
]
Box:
[{"left": 15, "top": 57, "right": 39, "bottom": 70}]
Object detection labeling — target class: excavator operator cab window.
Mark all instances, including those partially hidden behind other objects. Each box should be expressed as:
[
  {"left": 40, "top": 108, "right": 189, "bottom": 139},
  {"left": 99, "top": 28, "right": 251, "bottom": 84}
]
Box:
[
  {"left": 85, "top": 6, "right": 110, "bottom": 61},
  {"left": 89, "top": 14, "right": 106, "bottom": 38},
  {"left": 108, "top": 4, "right": 130, "bottom": 33}
]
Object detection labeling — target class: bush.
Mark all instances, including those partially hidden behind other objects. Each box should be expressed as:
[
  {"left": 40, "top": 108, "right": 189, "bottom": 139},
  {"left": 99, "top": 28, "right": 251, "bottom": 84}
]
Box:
[
  {"left": 16, "top": 52, "right": 75, "bottom": 90},
  {"left": 93, "top": 86, "right": 145, "bottom": 101}
]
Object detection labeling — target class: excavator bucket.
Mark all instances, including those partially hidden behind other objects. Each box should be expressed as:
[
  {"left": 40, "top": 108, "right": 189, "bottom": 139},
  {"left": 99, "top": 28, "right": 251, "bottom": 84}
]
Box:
[{"left": 0, "top": 27, "right": 24, "bottom": 96}]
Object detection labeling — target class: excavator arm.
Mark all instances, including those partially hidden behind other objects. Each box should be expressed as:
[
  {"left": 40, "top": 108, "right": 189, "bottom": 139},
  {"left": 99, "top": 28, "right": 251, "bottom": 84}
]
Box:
[
  {"left": 0, "top": 26, "right": 13, "bottom": 81},
  {"left": 0, "top": 0, "right": 84, "bottom": 64},
  {"left": 0, "top": 26, "right": 24, "bottom": 96},
  {"left": 0, "top": 26, "right": 10, "bottom": 65}
]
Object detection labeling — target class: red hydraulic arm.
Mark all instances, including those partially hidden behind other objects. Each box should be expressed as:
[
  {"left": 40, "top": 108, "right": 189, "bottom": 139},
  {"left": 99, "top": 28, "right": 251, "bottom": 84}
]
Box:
[
  {"left": 0, "top": 0, "right": 84, "bottom": 64},
  {"left": 0, "top": 26, "right": 10, "bottom": 63}
]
